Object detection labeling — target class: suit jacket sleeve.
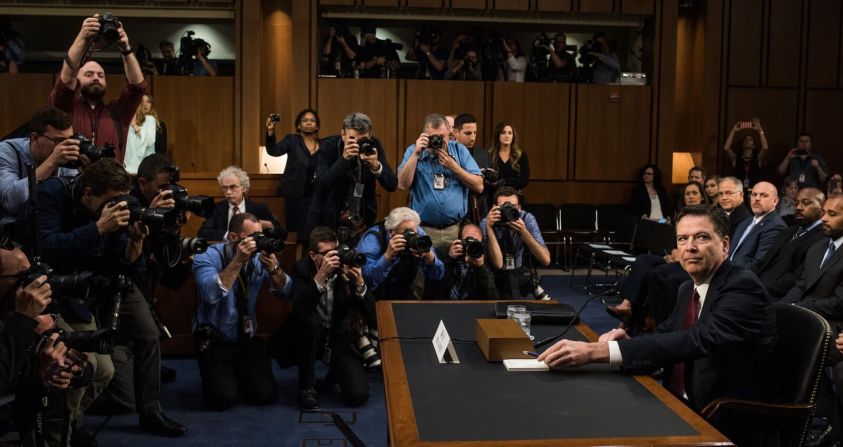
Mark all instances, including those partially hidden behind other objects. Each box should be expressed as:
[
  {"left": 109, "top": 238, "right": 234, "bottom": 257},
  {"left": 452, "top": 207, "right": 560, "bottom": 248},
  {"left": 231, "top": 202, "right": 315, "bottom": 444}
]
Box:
[
  {"left": 291, "top": 260, "right": 322, "bottom": 318},
  {"left": 795, "top": 283, "right": 843, "bottom": 322},
  {"left": 197, "top": 204, "right": 227, "bottom": 241},
  {"left": 745, "top": 219, "right": 786, "bottom": 270},
  {"left": 154, "top": 121, "right": 168, "bottom": 155}
]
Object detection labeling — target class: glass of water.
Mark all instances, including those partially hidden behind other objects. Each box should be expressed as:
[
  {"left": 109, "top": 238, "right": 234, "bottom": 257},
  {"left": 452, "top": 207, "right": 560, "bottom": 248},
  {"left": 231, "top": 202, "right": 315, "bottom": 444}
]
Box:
[
  {"left": 512, "top": 310, "right": 531, "bottom": 337},
  {"left": 507, "top": 304, "right": 527, "bottom": 320}
]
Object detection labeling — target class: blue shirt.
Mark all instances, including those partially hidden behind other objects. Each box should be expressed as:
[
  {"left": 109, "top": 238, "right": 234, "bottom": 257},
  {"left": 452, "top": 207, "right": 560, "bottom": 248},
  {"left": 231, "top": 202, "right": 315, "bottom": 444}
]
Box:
[
  {"left": 358, "top": 225, "right": 444, "bottom": 290},
  {"left": 0, "top": 138, "right": 76, "bottom": 218},
  {"left": 480, "top": 210, "right": 545, "bottom": 269},
  {"left": 192, "top": 242, "right": 293, "bottom": 343},
  {"left": 398, "top": 140, "right": 481, "bottom": 225}
]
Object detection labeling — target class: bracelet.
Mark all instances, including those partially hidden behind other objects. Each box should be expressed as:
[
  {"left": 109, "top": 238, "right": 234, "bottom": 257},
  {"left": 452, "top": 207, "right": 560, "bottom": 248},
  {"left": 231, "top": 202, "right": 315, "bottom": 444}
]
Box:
[
  {"left": 270, "top": 264, "right": 282, "bottom": 274},
  {"left": 120, "top": 47, "right": 134, "bottom": 56}
]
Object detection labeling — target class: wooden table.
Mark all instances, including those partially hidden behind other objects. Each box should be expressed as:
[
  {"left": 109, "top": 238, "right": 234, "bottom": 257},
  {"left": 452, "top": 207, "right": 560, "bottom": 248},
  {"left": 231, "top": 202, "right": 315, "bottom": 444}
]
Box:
[{"left": 376, "top": 301, "right": 733, "bottom": 447}]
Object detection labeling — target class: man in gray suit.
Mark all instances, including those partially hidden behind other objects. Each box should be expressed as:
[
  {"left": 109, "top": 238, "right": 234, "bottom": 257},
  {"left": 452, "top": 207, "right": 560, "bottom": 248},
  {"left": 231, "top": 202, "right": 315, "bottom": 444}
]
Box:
[{"left": 728, "top": 181, "right": 786, "bottom": 269}]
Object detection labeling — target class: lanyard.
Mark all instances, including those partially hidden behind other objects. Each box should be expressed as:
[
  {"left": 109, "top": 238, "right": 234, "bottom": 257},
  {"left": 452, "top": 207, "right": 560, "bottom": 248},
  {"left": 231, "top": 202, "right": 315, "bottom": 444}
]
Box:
[{"left": 89, "top": 106, "right": 105, "bottom": 143}]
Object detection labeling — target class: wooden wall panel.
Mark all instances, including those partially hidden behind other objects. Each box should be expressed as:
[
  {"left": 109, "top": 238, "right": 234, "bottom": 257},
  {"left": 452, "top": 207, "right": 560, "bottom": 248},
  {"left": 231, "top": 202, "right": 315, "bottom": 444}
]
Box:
[
  {"left": 805, "top": 89, "right": 843, "bottom": 171},
  {"left": 494, "top": 0, "right": 529, "bottom": 10},
  {"left": 365, "top": 0, "right": 400, "bottom": 5},
  {"left": 767, "top": 0, "right": 802, "bottom": 87},
  {"left": 154, "top": 77, "right": 235, "bottom": 173},
  {"left": 621, "top": 0, "right": 653, "bottom": 15},
  {"left": 725, "top": 87, "right": 799, "bottom": 166},
  {"left": 727, "top": 0, "right": 763, "bottom": 86},
  {"left": 103, "top": 75, "right": 129, "bottom": 106},
  {"left": 806, "top": 0, "right": 841, "bottom": 88},
  {"left": 451, "top": 0, "right": 487, "bottom": 8},
  {"left": 490, "top": 82, "right": 569, "bottom": 181},
  {"left": 0, "top": 74, "right": 53, "bottom": 137},
  {"left": 407, "top": 0, "right": 443, "bottom": 6},
  {"left": 575, "top": 85, "right": 651, "bottom": 181},
  {"left": 319, "top": 0, "right": 355, "bottom": 4},
  {"left": 578, "top": 0, "right": 613, "bottom": 14},
  {"left": 536, "top": 0, "right": 571, "bottom": 11}
]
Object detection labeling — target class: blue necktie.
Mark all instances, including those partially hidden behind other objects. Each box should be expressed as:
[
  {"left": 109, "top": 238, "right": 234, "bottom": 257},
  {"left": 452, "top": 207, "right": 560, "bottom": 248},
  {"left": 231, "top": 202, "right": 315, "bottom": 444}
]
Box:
[{"left": 821, "top": 241, "right": 837, "bottom": 269}]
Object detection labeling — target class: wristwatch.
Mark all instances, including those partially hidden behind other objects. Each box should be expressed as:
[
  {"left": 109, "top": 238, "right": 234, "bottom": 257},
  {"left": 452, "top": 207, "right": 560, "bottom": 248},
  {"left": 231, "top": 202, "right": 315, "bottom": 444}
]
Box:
[{"left": 270, "top": 264, "right": 282, "bottom": 275}]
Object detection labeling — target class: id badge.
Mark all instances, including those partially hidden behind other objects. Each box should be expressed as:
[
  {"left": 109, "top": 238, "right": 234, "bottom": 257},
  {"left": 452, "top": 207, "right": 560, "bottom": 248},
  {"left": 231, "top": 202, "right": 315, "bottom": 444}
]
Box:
[
  {"left": 799, "top": 173, "right": 806, "bottom": 184},
  {"left": 433, "top": 173, "right": 445, "bottom": 190},
  {"left": 742, "top": 178, "right": 749, "bottom": 189},
  {"left": 322, "top": 345, "right": 332, "bottom": 364},
  {"left": 242, "top": 316, "right": 254, "bottom": 336},
  {"left": 353, "top": 182, "right": 364, "bottom": 198},
  {"left": 504, "top": 254, "right": 515, "bottom": 271}
]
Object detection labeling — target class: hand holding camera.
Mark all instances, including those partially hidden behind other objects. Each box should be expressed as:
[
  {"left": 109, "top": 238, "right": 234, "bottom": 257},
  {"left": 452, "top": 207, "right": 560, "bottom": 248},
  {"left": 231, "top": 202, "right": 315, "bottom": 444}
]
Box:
[
  {"left": 96, "top": 200, "right": 130, "bottom": 235},
  {"left": 315, "top": 250, "right": 340, "bottom": 286},
  {"left": 343, "top": 136, "right": 361, "bottom": 160},
  {"left": 77, "top": 15, "right": 102, "bottom": 42},
  {"left": 414, "top": 134, "right": 429, "bottom": 155},
  {"left": 257, "top": 251, "right": 279, "bottom": 273},
  {"left": 48, "top": 138, "right": 81, "bottom": 168},
  {"left": 150, "top": 187, "right": 175, "bottom": 209},
  {"left": 15, "top": 274, "right": 51, "bottom": 318},
  {"left": 235, "top": 236, "right": 258, "bottom": 264}
]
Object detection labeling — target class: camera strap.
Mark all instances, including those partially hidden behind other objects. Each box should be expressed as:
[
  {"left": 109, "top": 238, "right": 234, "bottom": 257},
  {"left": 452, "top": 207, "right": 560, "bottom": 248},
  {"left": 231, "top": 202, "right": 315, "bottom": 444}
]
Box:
[{"left": 221, "top": 245, "right": 253, "bottom": 337}]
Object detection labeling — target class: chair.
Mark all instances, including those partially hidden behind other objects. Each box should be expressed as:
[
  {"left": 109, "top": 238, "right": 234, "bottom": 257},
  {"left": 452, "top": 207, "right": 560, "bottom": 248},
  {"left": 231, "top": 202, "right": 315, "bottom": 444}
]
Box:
[
  {"left": 569, "top": 213, "right": 637, "bottom": 291},
  {"left": 559, "top": 203, "right": 599, "bottom": 270},
  {"left": 522, "top": 203, "right": 563, "bottom": 266},
  {"left": 702, "top": 303, "right": 832, "bottom": 447}
]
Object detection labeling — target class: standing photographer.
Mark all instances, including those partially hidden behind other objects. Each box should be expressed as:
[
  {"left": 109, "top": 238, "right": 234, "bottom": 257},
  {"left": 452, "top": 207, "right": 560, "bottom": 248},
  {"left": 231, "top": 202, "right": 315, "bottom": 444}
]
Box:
[
  {"left": 320, "top": 24, "right": 358, "bottom": 77},
  {"left": 192, "top": 213, "right": 290, "bottom": 411},
  {"left": 355, "top": 25, "right": 401, "bottom": 79},
  {"left": 480, "top": 187, "right": 550, "bottom": 299},
  {"left": 445, "top": 48, "right": 482, "bottom": 81},
  {"left": 49, "top": 13, "right": 147, "bottom": 164},
  {"left": 584, "top": 32, "right": 620, "bottom": 84},
  {"left": 424, "top": 223, "right": 498, "bottom": 300},
  {"left": 547, "top": 32, "right": 577, "bottom": 82},
  {"left": 406, "top": 27, "right": 448, "bottom": 80},
  {"left": 777, "top": 132, "right": 830, "bottom": 189},
  {"left": 192, "top": 39, "right": 217, "bottom": 77},
  {"left": 37, "top": 159, "right": 186, "bottom": 438}
]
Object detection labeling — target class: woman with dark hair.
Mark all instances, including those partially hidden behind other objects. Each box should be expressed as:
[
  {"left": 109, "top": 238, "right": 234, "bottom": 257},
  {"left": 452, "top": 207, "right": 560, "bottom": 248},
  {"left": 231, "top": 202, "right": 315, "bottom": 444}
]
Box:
[
  {"left": 628, "top": 163, "right": 670, "bottom": 220},
  {"left": 704, "top": 176, "right": 720, "bottom": 203},
  {"left": 488, "top": 122, "right": 530, "bottom": 195},
  {"left": 675, "top": 181, "right": 709, "bottom": 216},
  {"left": 265, "top": 108, "right": 321, "bottom": 239},
  {"left": 497, "top": 35, "right": 527, "bottom": 82},
  {"left": 723, "top": 118, "right": 768, "bottom": 190}
]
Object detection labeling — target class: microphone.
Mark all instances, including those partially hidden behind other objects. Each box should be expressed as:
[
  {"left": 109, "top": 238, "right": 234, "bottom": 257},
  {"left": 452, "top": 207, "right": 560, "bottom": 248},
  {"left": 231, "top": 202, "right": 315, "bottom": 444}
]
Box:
[
  {"left": 190, "top": 162, "right": 196, "bottom": 172},
  {"left": 264, "top": 163, "right": 270, "bottom": 174},
  {"left": 533, "top": 289, "right": 616, "bottom": 349}
]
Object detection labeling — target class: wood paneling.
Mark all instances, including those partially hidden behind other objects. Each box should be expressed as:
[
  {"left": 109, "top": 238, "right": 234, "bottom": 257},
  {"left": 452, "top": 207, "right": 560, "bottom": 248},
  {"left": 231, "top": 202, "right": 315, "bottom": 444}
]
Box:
[
  {"left": 154, "top": 76, "right": 235, "bottom": 173},
  {"left": 805, "top": 89, "right": 843, "bottom": 171},
  {"left": 451, "top": 0, "right": 486, "bottom": 8},
  {"left": 767, "top": 0, "right": 802, "bottom": 87},
  {"left": 806, "top": 0, "right": 841, "bottom": 88},
  {"left": 725, "top": 87, "right": 799, "bottom": 162},
  {"left": 494, "top": 0, "right": 529, "bottom": 10},
  {"left": 575, "top": 85, "right": 651, "bottom": 181},
  {"left": 578, "top": 0, "right": 613, "bottom": 14},
  {"left": 727, "top": 0, "right": 763, "bottom": 86},
  {"left": 319, "top": 0, "right": 355, "bottom": 4},
  {"left": 0, "top": 74, "right": 53, "bottom": 137},
  {"left": 407, "top": 0, "right": 443, "bottom": 7},
  {"left": 103, "top": 75, "right": 129, "bottom": 106},
  {"left": 491, "top": 82, "right": 570, "bottom": 181},
  {"left": 621, "top": 0, "right": 653, "bottom": 15},
  {"left": 536, "top": 0, "right": 571, "bottom": 11},
  {"left": 365, "top": 0, "right": 400, "bottom": 5}
]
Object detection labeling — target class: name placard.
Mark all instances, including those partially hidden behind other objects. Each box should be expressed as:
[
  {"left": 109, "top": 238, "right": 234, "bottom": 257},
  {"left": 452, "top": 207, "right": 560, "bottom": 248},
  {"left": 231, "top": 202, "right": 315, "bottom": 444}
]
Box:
[{"left": 432, "top": 320, "right": 460, "bottom": 364}]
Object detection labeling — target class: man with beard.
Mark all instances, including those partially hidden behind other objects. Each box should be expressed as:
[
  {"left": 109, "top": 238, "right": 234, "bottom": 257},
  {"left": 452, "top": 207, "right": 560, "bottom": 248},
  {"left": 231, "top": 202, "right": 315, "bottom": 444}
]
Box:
[{"left": 49, "top": 14, "right": 147, "bottom": 164}]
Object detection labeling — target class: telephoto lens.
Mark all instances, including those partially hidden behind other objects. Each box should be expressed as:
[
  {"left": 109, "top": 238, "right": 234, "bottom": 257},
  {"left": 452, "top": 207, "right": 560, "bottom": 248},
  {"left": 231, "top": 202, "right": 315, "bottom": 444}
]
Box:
[
  {"left": 402, "top": 230, "right": 433, "bottom": 253},
  {"left": 427, "top": 134, "right": 444, "bottom": 150},
  {"left": 356, "top": 334, "right": 381, "bottom": 369},
  {"left": 181, "top": 237, "right": 208, "bottom": 254},
  {"left": 337, "top": 244, "right": 366, "bottom": 268},
  {"left": 461, "top": 237, "right": 484, "bottom": 259},
  {"left": 498, "top": 202, "right": 520, "bottom": 223}
]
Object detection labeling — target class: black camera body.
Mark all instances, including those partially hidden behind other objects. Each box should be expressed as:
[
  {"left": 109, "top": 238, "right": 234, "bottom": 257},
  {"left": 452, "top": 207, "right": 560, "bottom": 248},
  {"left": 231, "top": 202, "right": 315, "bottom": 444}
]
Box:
[
  {"left": 480, "top": 168, "right": 498, "bottom": 184},
  {"left": 177, "top": 30, "right": 211, "bottom": 75},
  {"left": 181, "top": 237, "right": 208, "bottom": 255},
  {"left": 108, "top": 194, "right": 179, "bottom": 230},
  {"left": 41, "top": 327, "right": 112, "bottom": 355},
  {"left": 269, "top": 113, "right": 281, "bottom": 123},
  {"left": 795, "top": 149, "right": 809, "bottom": 157},
  {"left": 20, "top": 259, "right": 52, "bottom": 288},
  {"left": 578, "top": 40, "right": 602, "bottom": 66},
  {"left": 250, "top": 232, "right": 284, "bottom": 254},
  {"left": 402, "top": 230, "right": 432, "bottom": 253},
  {"left": 460, "top": 237, "right": 484, "bottom": 259},
  {"left": 162, "top": 164, "right": 215, "bottom": 219},
  {"left": 98, "top": 12, "right": 120, "bottom": 44},
  {"left": 337, "top": 243, "right": 366, "bottom": 268},
  {"left": 64, "top": 134, "right": 116, "bottom": 169},
  {"left": 499, "top": 202, "right": 520, "bottom": 223},
  {"left": 427, "top": 135, "right": 445, "bottom": 151},
  {"left": 357, "top": 137, "right": 376, "bottom": 156}
]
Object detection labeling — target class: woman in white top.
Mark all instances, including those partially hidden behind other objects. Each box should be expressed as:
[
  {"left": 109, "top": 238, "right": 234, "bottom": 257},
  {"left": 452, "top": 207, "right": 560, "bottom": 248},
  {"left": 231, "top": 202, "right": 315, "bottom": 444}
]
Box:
[
  {"left": 124, "top": 94, "right": 161, "bottom": 174},
  {"left": 497, "top": 36, "right": 527, "bottom": 83}
]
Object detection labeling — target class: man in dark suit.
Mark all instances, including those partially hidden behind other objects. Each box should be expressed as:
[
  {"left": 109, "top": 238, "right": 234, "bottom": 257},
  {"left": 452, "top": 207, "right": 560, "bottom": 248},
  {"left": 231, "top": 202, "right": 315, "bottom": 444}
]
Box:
[
  {"left": 753, "top": 187, "right": 825, "bottom": 298},
  {"left": 728, "top": 181, "right": 786, "bottom": 269},
  {"left": 198, "top": 166, "right": 282, "bottom": 241},
  {"left": 717, "top": 176, "right": 751, "bottom": 237},
  {"left": 539, "top": 205, "right": 777, "bottom": 446}
]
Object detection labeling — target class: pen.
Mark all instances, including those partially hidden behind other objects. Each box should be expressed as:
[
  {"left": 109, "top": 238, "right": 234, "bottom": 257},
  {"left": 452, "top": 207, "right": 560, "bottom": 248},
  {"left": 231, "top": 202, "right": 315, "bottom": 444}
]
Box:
[{"left": 523, "top": 351, "right": 538, "bottom": 357}]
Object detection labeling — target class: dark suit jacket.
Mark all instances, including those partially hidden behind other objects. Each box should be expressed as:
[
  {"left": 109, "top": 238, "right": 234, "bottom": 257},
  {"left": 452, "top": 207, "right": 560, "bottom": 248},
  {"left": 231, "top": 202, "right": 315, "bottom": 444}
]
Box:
[
  {"left": 197, "top": 199, "right": 283, "bottom": 241},
  {"left": 265, "top": 133, "right": 315, "bottom": 201},
  {"left": 726, "top": 204, "right": 751, "bottom": 238},
  {"left": 783, "top": 237, "right": 843, "bottom": 327},
  {"left": 618, "top": 261, "right": 777, "bottom": 413},
  {"left": 752, "top": 223, "right": 825, "bottom": 299},
  {"left": 628, "top": 184, "right": 671, "bottom": 219},
  {"left": 728, "top": 211, "right": 787, "bottom": 270}
]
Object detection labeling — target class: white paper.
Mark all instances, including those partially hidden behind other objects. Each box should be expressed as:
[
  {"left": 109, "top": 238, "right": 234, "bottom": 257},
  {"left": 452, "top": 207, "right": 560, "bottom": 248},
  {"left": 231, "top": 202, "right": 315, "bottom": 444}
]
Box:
[
  {"left": 503, "top": 359, "right": 549, "bottom": 371},
  {"left": 603, "top": 250, "right": 631, "bottom": 256}
]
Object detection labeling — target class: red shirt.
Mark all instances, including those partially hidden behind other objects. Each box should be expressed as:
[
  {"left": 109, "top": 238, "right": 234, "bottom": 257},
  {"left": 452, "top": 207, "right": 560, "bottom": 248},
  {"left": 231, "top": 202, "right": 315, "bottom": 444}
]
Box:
[{"left": 49, "top": 76, "right": 148, "bottom": 163}]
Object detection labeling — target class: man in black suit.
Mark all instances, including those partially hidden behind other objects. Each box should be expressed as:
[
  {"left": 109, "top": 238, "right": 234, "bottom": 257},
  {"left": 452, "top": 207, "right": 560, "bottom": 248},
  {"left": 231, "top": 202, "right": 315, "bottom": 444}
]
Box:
[
  {"left": 753, "top": 187, "right": 825, "bottom": 299},
  {"left": 717, "top": 176, "right": 751, "bottom": 237},
  {"left": 539, "top": 205, "right": 777, "bottom": 446},
  {"left": 728, "top": 181, "right": 786, "bottom": 269},
  {"left": 198, "top": 166, "right": 282, "bottom": 241}
]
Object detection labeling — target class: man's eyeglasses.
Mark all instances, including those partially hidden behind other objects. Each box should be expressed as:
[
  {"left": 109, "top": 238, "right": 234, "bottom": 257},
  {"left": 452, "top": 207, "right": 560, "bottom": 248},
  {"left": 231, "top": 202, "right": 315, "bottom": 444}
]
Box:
[
  {"left": 720, "top": 190, "right": 740, "bottom": 196},
  {"left": 220, "top": 185, "right": 243, "bottom": 192},
  {"left": 38, "top": 134, "right": 66, "bottom": 145}
]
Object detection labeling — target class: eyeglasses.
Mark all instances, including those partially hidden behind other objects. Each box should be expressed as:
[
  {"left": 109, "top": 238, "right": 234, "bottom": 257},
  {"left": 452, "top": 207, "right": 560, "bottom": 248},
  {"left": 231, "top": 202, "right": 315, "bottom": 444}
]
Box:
[
  {"left": 38, "top": 134, "right": 66, "bottom": 145},
  {"left": 300, "top": 118, "right": 318, "bottom": 123},
  {"left": 720, "top": 190, "right": 740, "bottom": 196},
  {"left": 220, "top": 185, "right": 243, "bottom": 192},
  {"left": 314, "top": 248, "right": 335, "bottom": 256}
]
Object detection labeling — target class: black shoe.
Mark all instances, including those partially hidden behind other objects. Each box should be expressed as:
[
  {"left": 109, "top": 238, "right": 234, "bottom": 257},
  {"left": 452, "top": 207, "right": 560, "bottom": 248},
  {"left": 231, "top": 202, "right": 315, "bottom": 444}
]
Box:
[
  {"left": 161, "top": 366, "right": 177, "bottom": 384},
  {"left": 299, "top": 387, "right": 320, "bottom": 411},
  {"left": 605, "top": 305, "right": 633, "bottom": 327},
  {"left": 139, "top": 412, "right": 187, "bottom": 437},
  {"left": 70, "top": 427, "right": 98, "bottom": 447}
]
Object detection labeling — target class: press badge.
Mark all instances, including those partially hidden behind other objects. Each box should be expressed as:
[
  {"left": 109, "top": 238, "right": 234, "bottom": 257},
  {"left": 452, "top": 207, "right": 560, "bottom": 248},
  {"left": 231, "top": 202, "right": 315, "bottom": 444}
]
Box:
[
  {"left": 799, "top": 173, "right": 806, "bottom": 184},
  {"left": 353, "top": 182, "right": 364, "bottom": 198},
  {"left": 504, "top": 254, "right": 515, "bottom": 270},
  {"left": 743, "top": 178, "right": 749, "bottom": 189},
  {"left": 242, "top": 316, "right": 254, "bottom": 336},
  {"left": 433, "top": 174, "right": 445, "bottom": 190}
]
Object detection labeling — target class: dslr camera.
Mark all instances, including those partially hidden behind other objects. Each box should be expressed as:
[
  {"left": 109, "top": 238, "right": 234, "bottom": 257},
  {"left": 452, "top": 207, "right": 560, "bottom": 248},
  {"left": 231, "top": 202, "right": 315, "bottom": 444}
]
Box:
[
  {"left": 427, "top": 134, "right": 445, "bottom": 151},
  {"left": 401, "top": 230, "right": 432, "bottom": 253},
  {"left": 498, "top": 202, "right": 520, "bottom": 223},
  {"left": 162, "top": 164, "right": 215, "bottom": 218},
  {"left": 249, "top": 231, "right": 284, "bottom": 254},
  {"left": 459, "top": 237, "right": 484, "bottom": 259},
  {"left": 518, "top": 271, "right": 549, "bottom": 300},
  {"left": 337, "top": 243, "right": 365, "bottom": 268},
  {"left": 39, "top": 327, "right": 113, "bottom": 355},
  {"left": 108, "top": 194, "right": 179, "bottom": 230},
  {"left": 269, "top": 113, "right": 281, "bottom": 123},
  {"left": 64, "top": 134, "right": 116, "bottom": 169},
  {"left": 357, "top": 137, "right": 377, "bottom": 156},
  {"left": 97, "top": 12, "right": 120, "bottom": 44}
]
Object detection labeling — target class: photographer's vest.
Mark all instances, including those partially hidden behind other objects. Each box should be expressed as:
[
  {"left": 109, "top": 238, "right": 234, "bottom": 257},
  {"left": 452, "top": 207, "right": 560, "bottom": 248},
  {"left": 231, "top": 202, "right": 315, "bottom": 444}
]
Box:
[{"left": 363, "top": 223, "right": 421, "bottom": 301}]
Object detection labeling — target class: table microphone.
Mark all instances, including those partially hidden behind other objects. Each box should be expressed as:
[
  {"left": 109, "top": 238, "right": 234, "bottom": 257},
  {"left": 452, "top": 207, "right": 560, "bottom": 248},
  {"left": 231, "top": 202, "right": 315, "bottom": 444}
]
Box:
[{"left": 533, "top": 289, "right": 615, "bottom": 349}]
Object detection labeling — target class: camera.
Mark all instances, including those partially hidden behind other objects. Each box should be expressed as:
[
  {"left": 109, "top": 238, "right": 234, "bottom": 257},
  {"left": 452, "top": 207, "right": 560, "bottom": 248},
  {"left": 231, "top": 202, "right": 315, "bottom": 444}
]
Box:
[
  {"left": 20, "top": 259, "right": 52, "bottom": 288},
  {"left": 64, "top": 134, "right": 116, "bottom": 169},
  {"left": 181, "top": 237, "right": 208, "bottom": 255},
  {"left": 795, "top": 149, "right": 809, "bottom": 157},
  {"left": 518, "top": 272, "right": 549, "bottom": 300},
  {"left": 41, "top": 327, "right": 112, "bottom": 355},
  {"left": 107, "top": 195, "right": 179, "bottom": 229},
  {"left": 177, "top": 30, "right": 211, "bottom": 75},
  {"left": 162, "top": 164, "right": 215, "bottom": 218},
  {"left": 337, "top": 243, "right": 365, "bottom": 268},
  {"left": 459, "top": 237, "right": 484, "bottom": 259},
  {"left": 357, "top": 137, "right": 376, "bottom": 156},
  {"left": 480, "top": 168, "right": 498, "bottom": 184},
  {"left": 269, "top": 113, "right": 281, "bottom": 123},
  {"left": 356, "top": 333, "right": 381, "bottom": 369},
  {"left": 578, "top": 40, "right": 602, "bottom": 66},
  {"left": 97, "top": 12, "right": 120, "bottom": 44},
  {"left": 401, "top": 230, "right": 432, "bottom": 253},
  {"left": 249, "top": 231, "right": 284, "bottom": 254},
  {"left": 428, "top": 134, "right": 444, "bottom": 151},
  {"left": 498, "top": 202, "right": 520, "bottom": 223}
]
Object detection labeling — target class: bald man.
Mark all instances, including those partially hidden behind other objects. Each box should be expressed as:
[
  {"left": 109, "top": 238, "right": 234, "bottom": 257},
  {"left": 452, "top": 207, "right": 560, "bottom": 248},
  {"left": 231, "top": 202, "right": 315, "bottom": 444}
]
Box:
[
  {"left": 49, "top": 14, "right": 147, "bottom": 164},
  {"left": 728, "top": 181, "right": 787, "bottom": 269}
]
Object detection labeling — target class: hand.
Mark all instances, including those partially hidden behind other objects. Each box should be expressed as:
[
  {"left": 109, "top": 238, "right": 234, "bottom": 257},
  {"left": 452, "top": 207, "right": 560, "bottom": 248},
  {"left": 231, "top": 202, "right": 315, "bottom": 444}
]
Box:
[
  {"left": 501, "top": 38, "right": 511, "bottom": 53},
  {"left": 127, "top": 221, "right": 149, "bottom": 242},
  {"left": 39, "top": 334, "right": 69, "bottom": 385},
  {"left": 149, "top": 188, "right": 175, "bottom": 209},
  {"left": 360, "top": 147, "right": 380, "bottom": 171},
  {"left": 751, "top": 117, "right": 762, "bottom": 130},
  {"left": 486, "top": 205, "right": 501, "bottom": 229},
  {"left": 836, "top": 333, "right": 843, "bottom": 354},
  {"left": 375, "top": 56, "right": 386, "bottom": 66},
  {"left": 15, "top": 275, "right": 51, "bottom": 318},
  {"left": 132, "top": 124, "right": 141, "bottom": 134},
  {"left": 265, "top": 117, "right": 275, "bottom": 135},
  {"left": 258, "top": 252, "right": 278, "bottom": 272},
  {"left": 77, "top": 15, "right": 100, "bottom": 41},
  {"left": 506, "top": 218, "right": 528, "bottom": 238},
  {"left": 418, "top": 43, "right": 430, "bottom": 54},
  {"left": 435, "top": 148, "right": 457, "bottom": 171},
  {"left": 787, "top": 148, "right": 799, "bottom": 159},
  {"left": 96, "top": 200, "right": 130, "bottom": 235},
  {"left": 447, "top": 240, "right": 463, "bottom": 260},
  {"left": 343, "top": 265, "right": 364, "bottom": 285},
  {"left": 116, "top": 21, "right": 130, "bottom": 52},
  {"left": 315, "top": 250, "right": 340, "bottom": 284},
  {"left": 336, "top": 34, "right": 346, "bottom": 44},
  {"left": 414, "top": 133, "right": 429, "bottom": 155},
  {"left": 259, "top": 219, "right": 274, "bottom": 231},
  {"left": 47, "top": 138, "right": 80, "bottom": 167},
  {"left": 384, "top": 233, "right": 407, "bottom": 261},
  {"left": 343, "top": 136, "right": 360, "bottom": 160},
  {"left": 235, "top": 236, "right": 258, "bottom": 264},
  {"left": 329, "top": 27, "right": 336, "bottom": 38},
  {"left": 811, "top": 159, "right": 820, "bottom": 168},
  {"left": 597, "top": 328, "right": 629, "bottom": 343},
  {"left": 536, "top": 339, "right": 595, "bottom": 368}
]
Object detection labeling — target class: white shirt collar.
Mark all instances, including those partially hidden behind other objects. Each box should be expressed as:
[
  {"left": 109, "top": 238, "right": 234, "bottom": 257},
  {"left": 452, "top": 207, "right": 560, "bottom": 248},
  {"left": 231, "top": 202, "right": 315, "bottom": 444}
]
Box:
[
  {"left": 230, "top": 199, "right": 245, "bottom": 211},
  {"left": 831, "top": 235, "right": 843, "bottom": 251}
]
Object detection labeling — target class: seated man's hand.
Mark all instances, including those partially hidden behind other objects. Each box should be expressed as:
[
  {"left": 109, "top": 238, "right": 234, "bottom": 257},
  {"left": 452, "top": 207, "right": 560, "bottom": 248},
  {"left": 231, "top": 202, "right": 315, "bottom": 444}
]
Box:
[
  {"left": 15, "top": 275, "right": 51, "bottom": 318},
  {"left": 598, "top": 328, "right": 629, "bottom": 343},
  {"left": 537, "top": 340, "right": 599, "bottom": 368}
]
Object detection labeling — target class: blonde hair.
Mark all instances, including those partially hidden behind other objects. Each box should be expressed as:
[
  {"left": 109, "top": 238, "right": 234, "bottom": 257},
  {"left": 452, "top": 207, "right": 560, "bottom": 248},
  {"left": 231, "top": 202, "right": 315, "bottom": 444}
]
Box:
[{"left": 133, "top": 94, "right": 161, "bottom": 131}]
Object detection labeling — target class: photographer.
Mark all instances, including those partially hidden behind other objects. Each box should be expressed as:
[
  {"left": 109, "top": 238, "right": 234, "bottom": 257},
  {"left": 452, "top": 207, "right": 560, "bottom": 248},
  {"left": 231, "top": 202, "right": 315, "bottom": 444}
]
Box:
[
  {"left": 37, "top": 159, "right": 186, "bottom": 437},
  {"left": 321, "top": 24, "right": 358, "bottom": 77},
  {"left": 192, "top": 212, "right": 290, "bottom": 411},
  {"left": 308, "top": 112, "right": 397, "bottom": 242},
  {"left": 156, "top": 40, "right": 178, "bottom": 76},
  {"left": 358, "top": 207, "right": 444, "bottom": 301},
  {"left": 0, "top": 107, "right": 79, "bottom": 220},
  {"left": 192, "top": 38, "right": 217, "bottom": 77},
  {"left": 424, "top": 223, "right": 498, "bottom": 300},
  {"left": 445, "top": 48, "right": 482, "bottom": 81},
  {"left": 406, "top": 27, "right": 448, "bottom": 80},
  {"left": 199, "top": 166, "right": 282, "bottom": 241},
  {"left": 50, "top": 14, "right": 147, "bottom": 164},
  {"left": 497, "top": 36, "right": 527, "bottom": 83},
  {"left": 355, "top": 25, "right": 400, "bottom": 79},
  {"left": 777, "top": 132, "right": 830, "bottom": 189},
  {"left": 279, "top": 226, "right": 375, "bottom": 411},
  {"left": 547, "top": 33, "right": 577, "bottom": 82},
  {"left": 397, "top": 113, "right": 483, "bottom": 247},
  {"left": 480, "top": 187, "right": 551, "bottom": 299},
  {"left": 582, "top": 32, "right": 620, "bottom": 84}
]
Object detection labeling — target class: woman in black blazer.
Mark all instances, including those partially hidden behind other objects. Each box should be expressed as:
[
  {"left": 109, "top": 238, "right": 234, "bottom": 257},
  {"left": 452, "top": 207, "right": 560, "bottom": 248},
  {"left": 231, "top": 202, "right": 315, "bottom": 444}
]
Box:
[
  {"left": 628, "top": 163, "right": 671, "bottom": 221},
  {"left": 265, "top": 109, "right": 321, "bottom": 239}
]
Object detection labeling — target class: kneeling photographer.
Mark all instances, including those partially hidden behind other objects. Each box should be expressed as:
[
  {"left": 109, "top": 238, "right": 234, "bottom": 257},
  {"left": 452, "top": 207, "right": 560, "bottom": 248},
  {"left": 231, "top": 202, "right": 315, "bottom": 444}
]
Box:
[
  {"left": 480, "top": 187, "right": 551, "bottom": 299},
  {"left": 276, "top": 226, "right": 376, "bottom": 411},
  {"left": 192, "top": 213, "right": 291, "bottom": 411},
  {"left": 358, "top": 207, "right": 444, "bottom": 301},
  {"left": 37, "top": 159, "right": 186, "bottom": 440},
  {"left": 424, "top": 223, "right": 498, "bottom": 300}
]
